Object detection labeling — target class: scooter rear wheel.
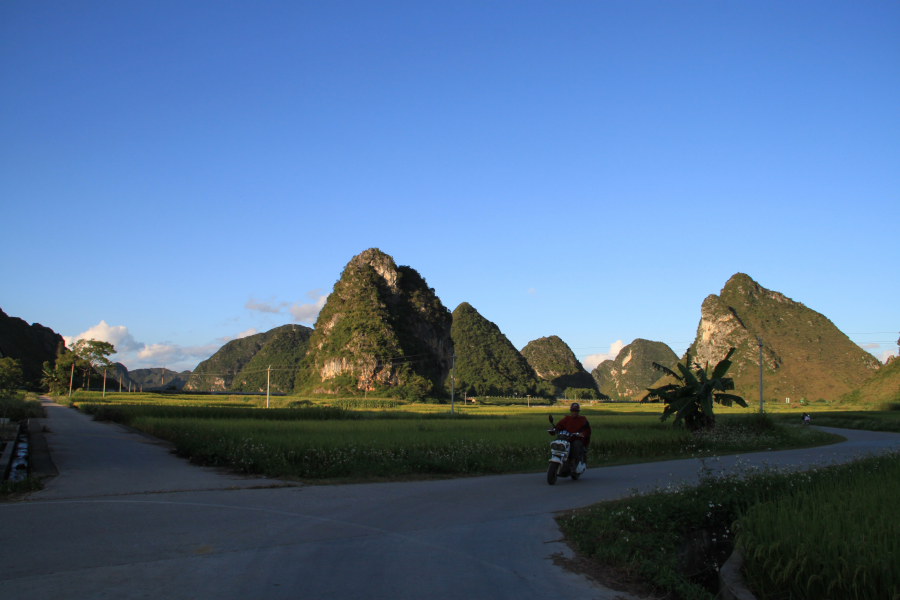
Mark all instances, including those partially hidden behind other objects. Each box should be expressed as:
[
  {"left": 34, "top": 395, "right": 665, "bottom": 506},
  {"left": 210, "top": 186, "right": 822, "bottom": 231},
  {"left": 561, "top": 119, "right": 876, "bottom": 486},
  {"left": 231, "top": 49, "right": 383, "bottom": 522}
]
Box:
[{"left": 547, "top": 462, "right": 559, "bottom": 485}]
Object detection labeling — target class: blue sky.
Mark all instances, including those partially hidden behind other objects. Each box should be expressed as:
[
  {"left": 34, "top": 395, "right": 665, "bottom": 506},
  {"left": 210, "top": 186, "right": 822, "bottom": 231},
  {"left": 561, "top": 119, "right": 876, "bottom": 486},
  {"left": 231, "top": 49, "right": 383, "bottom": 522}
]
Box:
[{"left": 2, "top": 2, "right": 898, "bottom": 371}]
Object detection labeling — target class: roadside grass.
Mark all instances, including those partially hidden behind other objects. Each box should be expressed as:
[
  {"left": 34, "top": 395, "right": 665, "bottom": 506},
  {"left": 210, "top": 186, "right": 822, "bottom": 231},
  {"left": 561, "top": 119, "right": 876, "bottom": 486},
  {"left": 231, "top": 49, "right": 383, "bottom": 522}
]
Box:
[
  {"left": 558, "top": 451, "right": 900, "bottom": 600},
  {"left": 64, "top": 398, "right": 839, "bottom": 480},
  {"left": 0, "top": 475, "right": 43, "bottom": 498},
  {"left": 0, "top": 392, "right": 46, "bottom": 422},
  {"left": 774, "top": 410, "right": 900, "bottom": 433},
  {"left": 738, "top": 454, "right": 900, "bottom": 600}
]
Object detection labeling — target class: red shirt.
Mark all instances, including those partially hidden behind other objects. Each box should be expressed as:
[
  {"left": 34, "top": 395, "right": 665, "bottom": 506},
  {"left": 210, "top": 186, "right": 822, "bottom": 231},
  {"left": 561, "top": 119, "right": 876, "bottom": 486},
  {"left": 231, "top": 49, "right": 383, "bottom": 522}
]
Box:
[{"left": 555, "top": 415, "right": 591, "bottom": 446}]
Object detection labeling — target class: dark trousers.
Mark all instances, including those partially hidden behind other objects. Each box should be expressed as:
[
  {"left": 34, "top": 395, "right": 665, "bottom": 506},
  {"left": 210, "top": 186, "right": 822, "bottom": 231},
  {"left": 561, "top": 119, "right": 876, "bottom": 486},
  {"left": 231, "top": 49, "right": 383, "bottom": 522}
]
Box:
[{"left": 570, "top": 439, "right": 585, "bottom": 465}]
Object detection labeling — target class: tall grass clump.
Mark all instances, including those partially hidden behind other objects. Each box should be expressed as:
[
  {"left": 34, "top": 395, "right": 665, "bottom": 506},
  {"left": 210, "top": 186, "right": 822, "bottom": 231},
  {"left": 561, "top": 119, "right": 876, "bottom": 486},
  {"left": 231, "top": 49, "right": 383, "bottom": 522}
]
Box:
[
  {"left": 1, "top": 392, "right": 46, "bottom": 422},
  {"left": 738, "top": 453, "right": 900, "bottom": 600},
  {"left": 559, "top": 451, "right": 900, "bottom": 600}
]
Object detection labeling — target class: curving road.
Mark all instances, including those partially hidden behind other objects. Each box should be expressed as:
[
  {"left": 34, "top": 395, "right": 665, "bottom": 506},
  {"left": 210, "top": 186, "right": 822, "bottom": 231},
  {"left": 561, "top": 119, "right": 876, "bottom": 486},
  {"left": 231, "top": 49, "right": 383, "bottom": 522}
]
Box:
[{"left": 1, "top": 399, "right": 898, "bottom": 600}]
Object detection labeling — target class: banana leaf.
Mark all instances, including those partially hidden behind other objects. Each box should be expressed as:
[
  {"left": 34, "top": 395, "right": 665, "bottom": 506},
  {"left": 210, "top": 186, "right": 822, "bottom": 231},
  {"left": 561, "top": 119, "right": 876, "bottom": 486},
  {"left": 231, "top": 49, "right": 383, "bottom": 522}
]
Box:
[
  {"left": 710, "top": 348, "right": 736, "bottom": 380},
  {"left": 714, "top": 393, "right": 748, "bottom": 408},
  {"left": 651, "top": 362, "right": 682, "bottom": 381}
]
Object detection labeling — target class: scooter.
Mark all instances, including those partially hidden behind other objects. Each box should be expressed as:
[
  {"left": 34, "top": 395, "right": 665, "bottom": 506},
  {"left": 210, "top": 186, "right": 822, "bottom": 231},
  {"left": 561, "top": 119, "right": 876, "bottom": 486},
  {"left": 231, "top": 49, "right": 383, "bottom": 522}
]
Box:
[{"left": 546, "top": 415, "right": 587, "bottom": 485}]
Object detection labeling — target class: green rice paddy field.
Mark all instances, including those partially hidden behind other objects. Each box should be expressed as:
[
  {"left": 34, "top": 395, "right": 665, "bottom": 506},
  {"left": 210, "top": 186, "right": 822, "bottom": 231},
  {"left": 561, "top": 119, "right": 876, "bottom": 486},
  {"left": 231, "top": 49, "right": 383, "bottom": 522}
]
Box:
[{"left": 59, "top": 391, "right": 840, "bottom": 481}]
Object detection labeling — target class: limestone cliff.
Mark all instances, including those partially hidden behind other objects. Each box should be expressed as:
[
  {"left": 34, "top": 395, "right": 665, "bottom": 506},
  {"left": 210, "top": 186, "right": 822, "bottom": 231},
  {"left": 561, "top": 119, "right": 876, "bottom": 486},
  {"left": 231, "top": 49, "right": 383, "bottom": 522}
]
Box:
[
  {"left": 592, "top": 339, "right": 679, "bottom": 400},
  {"left": 294, "top": 249, "right": 453, "bottom": 399},
  {"left": 653, "top": 273, "right": 881, "bottom": 402}
]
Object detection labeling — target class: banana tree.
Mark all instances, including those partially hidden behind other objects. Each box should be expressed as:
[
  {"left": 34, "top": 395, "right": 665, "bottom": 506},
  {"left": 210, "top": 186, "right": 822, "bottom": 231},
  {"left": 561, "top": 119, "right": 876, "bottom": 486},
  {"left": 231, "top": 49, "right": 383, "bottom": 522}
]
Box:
[{"left": 645, "top": 348, "right": 747, "bottom": 431}]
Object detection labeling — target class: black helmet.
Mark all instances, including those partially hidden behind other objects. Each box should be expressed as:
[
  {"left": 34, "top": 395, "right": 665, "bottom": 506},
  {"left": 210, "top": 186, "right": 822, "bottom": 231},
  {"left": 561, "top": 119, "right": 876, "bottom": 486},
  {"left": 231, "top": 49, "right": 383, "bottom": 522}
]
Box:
[{"left": 570, "top": 402, "right": 580, "bottom": 411}]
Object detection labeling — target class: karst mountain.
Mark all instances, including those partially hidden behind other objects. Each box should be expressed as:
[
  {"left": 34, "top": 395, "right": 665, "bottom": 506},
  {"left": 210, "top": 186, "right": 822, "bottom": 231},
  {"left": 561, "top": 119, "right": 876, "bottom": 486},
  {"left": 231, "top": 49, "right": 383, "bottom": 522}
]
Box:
[
  {"left": 450, "top": 302, "right": 552, "bottom": 398},
  {"left": 521, "top": 335, "right": 597, "bottom": 394},
  {"left": 186, "top": 324, "right": 313, "bottom": 393},
  {"left": 649, "top": 273, "right": 881, "bottom": 402},
  {"left": 293, "top": 249, "right": 453, "bottom": 399},
  {"left": 592, "top": 339, "right": 679, "bottom": 401}
]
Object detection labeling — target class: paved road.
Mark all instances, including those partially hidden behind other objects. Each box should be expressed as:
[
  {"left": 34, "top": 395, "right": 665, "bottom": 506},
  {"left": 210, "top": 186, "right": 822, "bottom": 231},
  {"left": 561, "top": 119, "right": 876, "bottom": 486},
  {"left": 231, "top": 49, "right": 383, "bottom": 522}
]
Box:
[{"left": 2, "top": 400, "right": 898, "bottom": 600}]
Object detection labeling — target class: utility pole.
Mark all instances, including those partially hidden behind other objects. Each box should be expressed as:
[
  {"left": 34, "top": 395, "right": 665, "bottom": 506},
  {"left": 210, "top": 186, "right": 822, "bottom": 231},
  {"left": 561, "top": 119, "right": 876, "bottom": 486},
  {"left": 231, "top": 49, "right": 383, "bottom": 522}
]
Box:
[
  {"left": 161, "top": 366, "right": 165, "bottom": 389},
  {"left": 450, "top": 353, "right": 456, "bottom": 414},
  {"left": 266, "top": 365, "right": 271, "bottom": 409},
  {"left": 119, "top": 377, "right": 122, "bottom": 393},
  {"left": 68, "top": 363, "right": 75, "bottom": 397},
  {"left": 102, "top": 369, "right": 107, "bottom": 398},
  {"left": 758, "top": 336, "right": 764, "bottom": 413}
]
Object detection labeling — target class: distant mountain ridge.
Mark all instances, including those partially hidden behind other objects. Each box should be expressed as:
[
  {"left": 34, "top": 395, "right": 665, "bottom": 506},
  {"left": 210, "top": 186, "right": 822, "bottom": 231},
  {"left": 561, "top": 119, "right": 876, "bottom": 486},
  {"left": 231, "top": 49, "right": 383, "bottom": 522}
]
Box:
[
  {"left": 521, "top": 335, "right": 597, "bottom": 393},
  {"left": 185, "top": 324, "right": 313, "bottom": 392},
  {"left": 592, "top": 339, "right": 679, "bottom": 400},
  {"left": 129, "top": 367, "right": 192, "bottom": 390}
]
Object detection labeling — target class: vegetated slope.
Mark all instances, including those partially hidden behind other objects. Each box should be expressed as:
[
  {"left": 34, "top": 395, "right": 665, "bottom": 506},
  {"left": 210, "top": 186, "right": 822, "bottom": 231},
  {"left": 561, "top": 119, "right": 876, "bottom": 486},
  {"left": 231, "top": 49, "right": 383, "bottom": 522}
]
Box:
[
  {"left": 521, "top": 335, "right": 597, "bottom": 393},
  {"left": 0, "top": 308, "right": 65, "bottom": 386},
  {"left": 294, "top": 249, "right": 453, "bottom": 399},
  {"left": 185, "top": 325, "right": 311, "bottom": 392},
  {"left": 230, "top": 325, "right": 313, "bottom": 393},
  {"left": 841, "top": 349, "right": 900, "bottom": 405},
  {"left": 650, "top": 273, "right": 881, "bottom": 403},
  {"left": 451, "top": 302, "right": 551, "bottom": 397},
  {"left": 592, "top": 339, "right": 679, "bottom": 400},
  {"left": 127, "top": 368, "right": 193, "bottom": 390}
]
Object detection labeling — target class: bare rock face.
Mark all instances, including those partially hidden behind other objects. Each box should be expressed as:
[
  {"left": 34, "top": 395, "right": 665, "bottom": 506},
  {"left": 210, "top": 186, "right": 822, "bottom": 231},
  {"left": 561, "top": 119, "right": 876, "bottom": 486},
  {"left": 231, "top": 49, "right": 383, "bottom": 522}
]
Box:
[
  {"left": 675, "top": 273, "right": 880, "bottom": 402},
  {"left": 294, "top": 248, "right": 453, "bottom": 399},
  {"left": 591, "top": 339, "right": 679, "bottom": 400}
]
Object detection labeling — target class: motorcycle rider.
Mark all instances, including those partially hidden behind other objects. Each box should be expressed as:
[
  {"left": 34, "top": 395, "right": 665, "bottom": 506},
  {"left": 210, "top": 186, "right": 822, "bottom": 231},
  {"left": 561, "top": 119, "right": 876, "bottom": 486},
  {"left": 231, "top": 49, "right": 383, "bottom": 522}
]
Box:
[{"left": 550, "top": 402, "right": 591, "bottom": 469}]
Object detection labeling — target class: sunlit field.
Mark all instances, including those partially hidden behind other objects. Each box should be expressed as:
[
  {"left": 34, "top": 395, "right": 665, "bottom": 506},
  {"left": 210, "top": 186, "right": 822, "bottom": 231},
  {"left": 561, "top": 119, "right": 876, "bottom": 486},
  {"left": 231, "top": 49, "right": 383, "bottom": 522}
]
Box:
[{"left": 55, "top": 391, "right": 841, "bottom": 481}]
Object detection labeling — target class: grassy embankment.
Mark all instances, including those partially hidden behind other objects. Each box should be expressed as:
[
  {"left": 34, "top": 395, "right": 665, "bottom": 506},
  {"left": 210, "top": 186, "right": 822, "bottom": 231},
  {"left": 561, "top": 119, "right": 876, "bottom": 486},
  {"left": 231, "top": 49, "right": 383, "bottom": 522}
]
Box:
[
  {"left": 558, "top": 450, "right": 900, "bottom": 600},
  {"left": 775, "top": 405, "right": 900, "bottom": 433},
  {"left": 57, "top": 392, "right": 839, "bottom": 481},
  {"left": 0, "top": 392, "right": 45, "bottom": 498}
]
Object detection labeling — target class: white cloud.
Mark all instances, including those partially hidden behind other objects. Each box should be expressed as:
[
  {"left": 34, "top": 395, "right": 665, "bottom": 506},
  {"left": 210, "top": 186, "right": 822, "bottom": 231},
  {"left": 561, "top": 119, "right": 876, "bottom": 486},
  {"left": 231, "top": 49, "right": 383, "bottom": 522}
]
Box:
[
  {"left": 860, "top": 343, "right": 880, "bottom": 350},
  {"left": 290, "top": 294, "right": 327, "bottom": 324},
  {"left": 882, "top": 349, "right": 898, "bottom": 364},
  {"left": 245, "top": 290, "right": 327, "bottom": 324},
  {"left": 245, "top": 297, "right": 287, "bottom": 314},
  {"left": 526, "top": 288, "right": 536, "bottom": 295},
  {"left": 64, "top": 321, "right": 260, "bottom": 371},
  {"left": 216, "top": 328, "right": 258, "bottom": 343},
  {"left": 63, "top": 320, "right": 143, "bottom": 353},
  {"left": 581, "top": 340, "right": 626, "bottom": 371},
  {"left": 135, "top": 342, "right": 221, "bottom": 367}
]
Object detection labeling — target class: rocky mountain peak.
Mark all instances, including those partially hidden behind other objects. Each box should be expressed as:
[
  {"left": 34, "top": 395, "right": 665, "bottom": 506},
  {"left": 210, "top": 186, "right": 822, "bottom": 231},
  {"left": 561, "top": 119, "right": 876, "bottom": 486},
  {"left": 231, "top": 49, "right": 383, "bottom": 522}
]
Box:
[
  {"left": 681, "top": 274, "right": 880, "bottom": 402},
  {"left": 347, "top": 248, "right": 400, "bottom": 294},
  {"left": 592, "top": 338, "right": 679, "bottom": 400},
  {"left": 521, "top": 335, "right": 596, "bottom": 393},
  {"left": 295, "top": 249, "right": 452, "bottom": 399}
]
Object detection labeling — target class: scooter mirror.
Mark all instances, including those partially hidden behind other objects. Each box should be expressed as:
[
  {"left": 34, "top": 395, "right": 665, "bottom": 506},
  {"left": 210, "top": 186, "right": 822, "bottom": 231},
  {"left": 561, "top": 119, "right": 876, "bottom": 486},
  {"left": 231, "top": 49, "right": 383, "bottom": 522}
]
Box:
[{"left": 548, "top": 415, "right": 554, "bottom": 424}]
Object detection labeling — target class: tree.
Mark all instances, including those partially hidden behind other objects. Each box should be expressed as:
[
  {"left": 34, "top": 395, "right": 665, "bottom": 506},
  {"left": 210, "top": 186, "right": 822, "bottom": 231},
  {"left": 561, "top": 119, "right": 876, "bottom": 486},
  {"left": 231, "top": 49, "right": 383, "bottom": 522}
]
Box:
[
  {"left": 41, "top": 361, "right": 67, "bottom": 395},
  {"left": 645, "top": 348, "right": 747, "bottom": 431},
  {"left": 565, "top": 387, "right": 599, "bottom": 401},
  {"left": 0, "top": 358, "right": 23, "bottom": 397},
  {"left": 70, "top": 339, "right": 116, "bottom": 391},
  {"left": 0, "top": 358, "right": 24, "bottom": 420}
]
